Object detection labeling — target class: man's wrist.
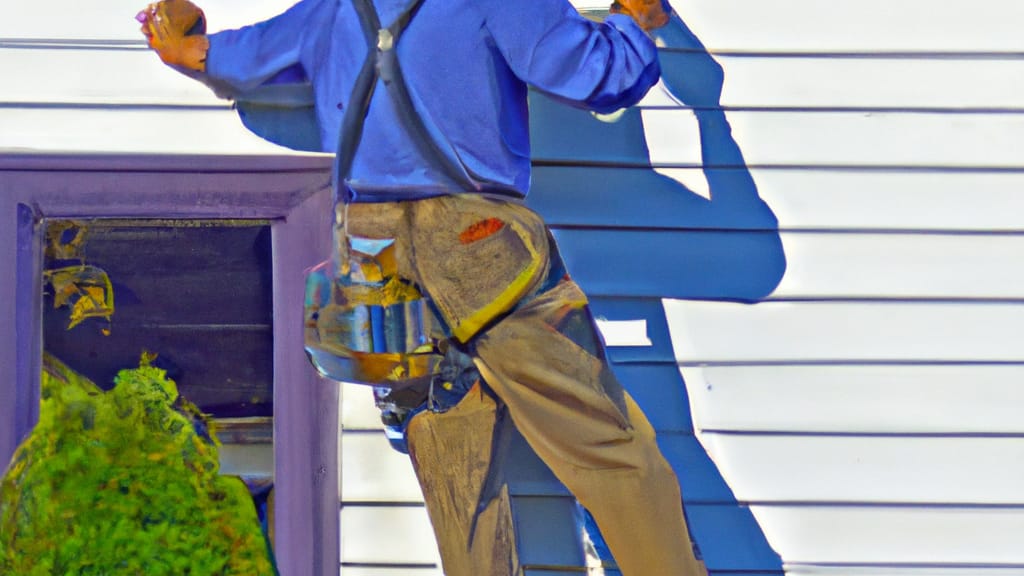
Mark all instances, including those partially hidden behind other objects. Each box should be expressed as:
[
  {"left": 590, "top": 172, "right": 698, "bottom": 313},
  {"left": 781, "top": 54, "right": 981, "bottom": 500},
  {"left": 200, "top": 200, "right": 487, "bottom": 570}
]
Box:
[{"left": 608, "top": 0, "right": 670, "bottom": 31}]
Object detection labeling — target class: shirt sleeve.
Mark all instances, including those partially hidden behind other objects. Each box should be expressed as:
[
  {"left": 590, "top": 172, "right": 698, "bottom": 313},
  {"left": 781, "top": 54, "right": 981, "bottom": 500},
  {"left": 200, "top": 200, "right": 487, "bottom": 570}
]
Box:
[
  {"left": 201, "top": 0, "right": 323, "bottom": 95},
  {"left": 479, "top": 0, "right": 661, "bottom": 113}
]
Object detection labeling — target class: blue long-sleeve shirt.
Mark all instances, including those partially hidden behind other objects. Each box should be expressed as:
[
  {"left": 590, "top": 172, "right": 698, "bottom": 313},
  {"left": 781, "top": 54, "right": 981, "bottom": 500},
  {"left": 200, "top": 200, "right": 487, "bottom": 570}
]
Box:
[{"left": 204, "top": 0, "right": 661, "bottom": 199}]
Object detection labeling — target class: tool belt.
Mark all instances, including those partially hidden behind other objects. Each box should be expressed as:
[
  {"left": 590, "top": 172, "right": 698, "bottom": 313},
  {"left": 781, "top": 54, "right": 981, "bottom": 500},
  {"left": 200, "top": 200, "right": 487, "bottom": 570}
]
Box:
[
  {"left": 301, "top": 0, "right": 548, "bottom": 405},
  {"left": 303, "top": 234, "right": 442, "bottom": 389},
  {"left": 304, "top": 195, "right": 549, "bottom": 390}
]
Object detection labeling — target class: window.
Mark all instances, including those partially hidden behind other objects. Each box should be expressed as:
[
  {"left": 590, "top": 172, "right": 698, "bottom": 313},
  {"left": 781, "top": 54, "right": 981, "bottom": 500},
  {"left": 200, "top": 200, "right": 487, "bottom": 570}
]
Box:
[{"left": 1, "top": 153, "right": 336, "bottom": 575}]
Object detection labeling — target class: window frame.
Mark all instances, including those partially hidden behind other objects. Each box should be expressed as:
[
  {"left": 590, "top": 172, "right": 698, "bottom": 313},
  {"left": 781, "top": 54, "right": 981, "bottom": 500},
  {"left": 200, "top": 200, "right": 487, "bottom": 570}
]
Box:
[{"left": 0, "top": 152, "right": 338, "bottom": 576}]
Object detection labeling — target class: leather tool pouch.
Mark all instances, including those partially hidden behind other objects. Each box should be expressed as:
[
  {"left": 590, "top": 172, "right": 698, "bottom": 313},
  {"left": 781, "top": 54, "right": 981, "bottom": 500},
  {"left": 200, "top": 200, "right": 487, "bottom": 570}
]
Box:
[
  {"left": 304, "top": 232, "right": 445, "bottom": 389},
  {"left": 408, "top": 195, "right": 550, "bottom": 344}
]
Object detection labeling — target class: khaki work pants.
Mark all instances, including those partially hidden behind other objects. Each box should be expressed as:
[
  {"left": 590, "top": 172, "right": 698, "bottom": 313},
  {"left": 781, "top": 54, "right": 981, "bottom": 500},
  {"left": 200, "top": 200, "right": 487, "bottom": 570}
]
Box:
[{"left": 347, "top": 195, "right": 706, "bottom": 576}]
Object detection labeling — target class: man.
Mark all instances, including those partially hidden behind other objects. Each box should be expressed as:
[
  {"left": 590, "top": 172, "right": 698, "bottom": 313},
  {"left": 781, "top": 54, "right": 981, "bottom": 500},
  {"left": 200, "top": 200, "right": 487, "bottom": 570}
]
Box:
[{"left": 138, "top": 0, "right": 706, "bottom": 573}]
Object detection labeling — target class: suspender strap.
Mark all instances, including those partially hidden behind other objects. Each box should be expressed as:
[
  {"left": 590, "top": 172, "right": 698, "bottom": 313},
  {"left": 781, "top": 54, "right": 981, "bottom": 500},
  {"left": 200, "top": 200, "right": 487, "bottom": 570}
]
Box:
[{"left": 334, "top": 0, "right": 479, "bottom": 202}]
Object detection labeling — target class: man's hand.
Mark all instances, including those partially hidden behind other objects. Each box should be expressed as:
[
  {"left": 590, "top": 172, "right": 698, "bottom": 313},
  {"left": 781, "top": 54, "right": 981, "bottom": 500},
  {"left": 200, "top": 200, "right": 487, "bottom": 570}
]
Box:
[
  {"left": 136, "top": 0, "right": 209, "bottom": 72},
  {"left": 609, "top": 0, "right": 671, "bottom": 31}
]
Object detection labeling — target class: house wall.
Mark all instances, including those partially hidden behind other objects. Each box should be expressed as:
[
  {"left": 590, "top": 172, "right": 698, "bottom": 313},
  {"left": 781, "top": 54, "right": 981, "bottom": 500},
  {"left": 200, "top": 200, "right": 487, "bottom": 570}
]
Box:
[
  {"left": 4, "top": 0, "right": 1024, "bottom": 574},
  {"left": 655, "top": 1, "right": 1024, "bottom": 574}
]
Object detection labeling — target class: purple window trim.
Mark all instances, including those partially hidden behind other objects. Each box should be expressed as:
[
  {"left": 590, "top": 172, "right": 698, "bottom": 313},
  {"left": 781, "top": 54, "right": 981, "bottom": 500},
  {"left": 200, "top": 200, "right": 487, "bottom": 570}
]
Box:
[
  {"left": 1, "top": 195, "right": 20, "bottom": 469},
  {"left": 15, "top": 203, "right": 43, "bottom": 446},
  {"left": 0, "top": 152, "right": 337, "bottom": 576}
]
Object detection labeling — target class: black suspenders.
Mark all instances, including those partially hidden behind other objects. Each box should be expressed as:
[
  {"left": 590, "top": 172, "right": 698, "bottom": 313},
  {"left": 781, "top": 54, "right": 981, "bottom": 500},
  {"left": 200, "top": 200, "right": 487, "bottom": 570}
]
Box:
[{"left": 333, "top": 0, "right": 480, "bottom": 202}]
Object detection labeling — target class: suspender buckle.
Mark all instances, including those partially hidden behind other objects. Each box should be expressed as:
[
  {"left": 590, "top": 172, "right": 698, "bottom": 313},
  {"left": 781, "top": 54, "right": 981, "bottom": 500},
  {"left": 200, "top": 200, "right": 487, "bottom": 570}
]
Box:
[{"left": 377, "top": 28, "right": 394, "bottom": 52}]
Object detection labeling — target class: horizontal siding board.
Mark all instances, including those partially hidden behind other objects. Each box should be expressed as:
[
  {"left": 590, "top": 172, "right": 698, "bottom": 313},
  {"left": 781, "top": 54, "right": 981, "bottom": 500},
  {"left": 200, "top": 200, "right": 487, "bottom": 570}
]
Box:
[
  {"left": 705, "top": 56, "right": 1024, "bottom": 110},
  {"left": 0, "top": 107, "right": 299, "bottom": 154},
  {"left": 663, "top": 300, "right": 1024, "bottom": 363},
  {"left": 9, "top": 49, "right": 1021, "bottom": 111},
  {"left": 554, "top": 229, "right": 785, "bottom": 301},
  {"left": 612, "top": 363, "right": 693, "bottom": 432},
  {"left": 341, "top": 382, "right": 385, "bottom": 431},
  {"left": 747, "top": 505, "right": 1024, "bottom": 564},
  {"left": 681, "top": 365, "right": 1024, "bottom": 434},
  {"left": 786, "top": 565, "right": 1024, "bottom": 573},
  {"left": 697, "top": 435, "right": 1024, "bottom": 504},
  {"left": 502, "top": 427, "right": 572, "bottom": 497},
  {"left": 505, "top": 464, "right": 572, "bottom": 497},
  {"left": 528, "top": 165, "right": 780, "bottom": 232},
  {"left": 218, "top": 443, "right": 273, "bottom": 476},
  {"left": 664, "top": 0, "right": 1024, "bottom": 53},
  {"left": 659, "top": 432, "right": 737, "bottom": 503},
  {"left": 512, "top": 496, "right": 587, "bottom": 568},
  {"left": 340, "top": 568, "right": 441, "bottom": 576},
  {"left": 1, "top": 0, "right": 303, "bottom": 42},
  {"left": 561, "top": 229, "right": 1024, "bottom": 301},
  {"left": 0, "top": 152, "right": 329, "bottom": 172},
  {"left": 532, "top": 107, "right": 1024, "bottom": 169},
  {"left": 0, "top": 47, "right": 222, "bottom": 106},
  {"left": 341, "top": 433, "right": 423, "bottom": 503},
  {"left": 340, "top": 506, "right": 441, "bottom": 566},
  {"left": 582, "top": 567, "right": 793, "bottom": 576},
  {"left": 771, "top": 232, "right": 1024, "bottom": 300},
  {"left": 532, "top": 167, "right": 1024, "bottom": 233},
  {"left": 748, "top": 170, "right": 1024, "bottom": 233},
  {"left": 685, "top": 503, "right": 784, "bottom": 571},
  {"left": 566, "top": 570, "right": 782, "bottom": 576},
  {"left": 720, "top": 111, "right": 1024, "bottom": 169},
  {"left": 13, "top": 0, "right": 1024, "bottom": 53}
]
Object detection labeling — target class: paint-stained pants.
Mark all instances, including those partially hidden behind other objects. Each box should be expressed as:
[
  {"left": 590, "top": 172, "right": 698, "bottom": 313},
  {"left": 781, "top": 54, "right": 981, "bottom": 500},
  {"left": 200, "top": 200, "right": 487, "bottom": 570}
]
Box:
[{"left": 346, "top": 195, "right": 706, "bottom": 576}]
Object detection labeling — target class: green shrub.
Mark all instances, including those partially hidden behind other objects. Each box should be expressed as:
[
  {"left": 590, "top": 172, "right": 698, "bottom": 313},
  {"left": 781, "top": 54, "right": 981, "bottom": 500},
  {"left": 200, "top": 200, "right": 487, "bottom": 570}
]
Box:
[{"left": 0, "top": 355, "right": 275, "bottom": 575}]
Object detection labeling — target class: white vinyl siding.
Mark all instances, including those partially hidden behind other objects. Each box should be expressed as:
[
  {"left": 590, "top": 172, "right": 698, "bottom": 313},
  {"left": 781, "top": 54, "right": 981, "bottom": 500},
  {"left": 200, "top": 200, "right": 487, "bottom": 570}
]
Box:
[
  {"left": 654, "top": 1, "right": 1024, "bottom": 573},
  {"left": 6, "top": 0, "right": 1023, "bottom": 573}
]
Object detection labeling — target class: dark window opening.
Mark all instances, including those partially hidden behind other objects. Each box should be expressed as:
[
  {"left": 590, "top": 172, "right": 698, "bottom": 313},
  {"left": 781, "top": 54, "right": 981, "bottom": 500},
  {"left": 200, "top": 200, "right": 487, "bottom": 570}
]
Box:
[{"left": 42, "top": 219, "right": 275, "bottom": 420}]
